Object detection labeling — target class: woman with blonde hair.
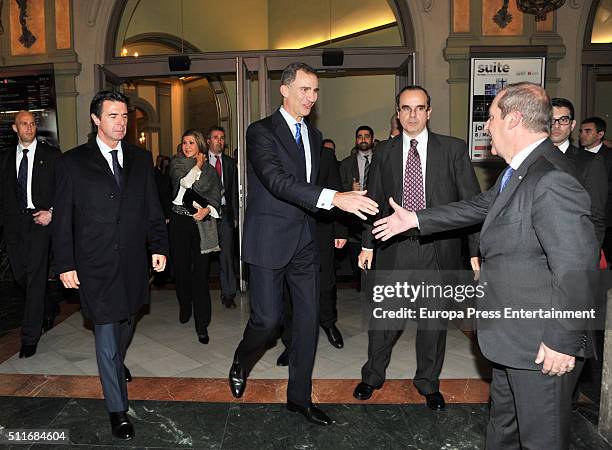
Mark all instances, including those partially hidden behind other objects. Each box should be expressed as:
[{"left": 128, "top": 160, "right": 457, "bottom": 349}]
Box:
[{"left": 168, "top": 129, "right": 222, "bottom": 343}]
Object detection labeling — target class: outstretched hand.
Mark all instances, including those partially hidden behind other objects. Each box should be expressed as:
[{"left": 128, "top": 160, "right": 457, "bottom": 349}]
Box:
[
  {"left": 332, "top": 190, "right": 378, "bottom": 220},
  {"left": 372, "top": 197, "right": 418, "bottom": 241}
]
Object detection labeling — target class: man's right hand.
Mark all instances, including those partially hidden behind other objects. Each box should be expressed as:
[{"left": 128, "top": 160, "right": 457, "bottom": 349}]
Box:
[
  {"left": 60, "top": 270, "right": 80, "bottom": 289},
  {"left": 358, "top": 249, "right": 374, "bottom": 270},
  {"left": 195, "top": 152, "right": 206, "bottom": 169},
  {"left": 332, "top": 191, "right": 378, "bottom": 220}
]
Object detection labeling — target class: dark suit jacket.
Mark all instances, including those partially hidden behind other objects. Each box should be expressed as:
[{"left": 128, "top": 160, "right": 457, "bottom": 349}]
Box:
[
  {"left": 339, "top": 153, "right": 364, "bottom": 243},
  {"left": 241, "top": 110, "right": 324, "bottom": 269},
  {"left": 565, "top": 144, "right": 607, "bottom": 245},
  {"left": 315, "top": 148, "right": 347, "bottom": 241},
  {"left": 593, "top": 144, "right": 612, "bottom": 226},
  {"left": 364, "top": 132, "right": 481, "bottom": 270},
  {"left": 418, "top": 140, "right": 598, "bottom": 368},
  {"left": 220, "top": 153, "right": 239, "bottom": 225},
  {"left": 52, "top": 138, "right": 169, "bottom": 324},
  {"left": 0, "top": 141, "right": 61, "bottom": 244}
]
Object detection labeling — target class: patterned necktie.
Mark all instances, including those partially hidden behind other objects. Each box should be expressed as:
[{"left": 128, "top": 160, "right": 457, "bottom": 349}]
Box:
[
  {"left": 17, "top": 148, "right": 29, "bottom": 209},
  {"left": 402, "top": 139, "right": 425, "bottom": 211},
  {"left": 363, "top": 155, "right": 370, "bottom": 190},
  {"left": 499, "top": 166, "right": 514, "bottom": 193},
  {"left": 215, "top": 155, "right": 222, "bottom": 179},
  {"left": 294, "top": 122, "right": 307, "bottom": 181},
  {"left": 110, "top": 150, "right": 123, "bottom": 190}
]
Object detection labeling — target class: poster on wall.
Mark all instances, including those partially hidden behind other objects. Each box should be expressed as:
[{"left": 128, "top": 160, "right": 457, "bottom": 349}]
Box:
[
  {"left": 469, "top": 56, "right": 545, "bottom": 161},
  {"left": 0, "top": 64, "right": 59, "bottom": 155}
]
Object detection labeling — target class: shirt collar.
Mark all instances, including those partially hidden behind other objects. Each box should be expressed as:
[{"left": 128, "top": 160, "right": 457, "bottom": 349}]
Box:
[
  {"left": 557, "top": 139, "right": 570, "bottom": 154},
  {"left": 585, "top": 143, "right": 603, "bottom": 154},
  {"left": 357, "top": 150, "right": 373, "bottom": 160},
  {"left": 403, "top": 128, "right": 428, "bottom": 145},
  {"left": 279, "top": 106, "right": 308, "bottom": 133},
  {"left": 209, "top": 151, "right": 222, "bottom": 161},
  {"left": 509, "top": 137, "right": 547, "bottom": 170},
  {"left": 96, "top": 135, "right": 123, "bottom": 154},
  {"left": 17, "top": 138, "right": 37, "bottom": 153}
]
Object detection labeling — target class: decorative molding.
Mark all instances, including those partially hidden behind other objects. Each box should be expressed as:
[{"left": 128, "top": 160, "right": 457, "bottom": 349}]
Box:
[
  {"left": 422, "top": 0, "right": 433, "bottom": 13},
  {"left": 87, "top": 0, "right": 101, "bottom": 27},
  {"left": 16, "top": 0, "right": 36, "bottom": 48}
]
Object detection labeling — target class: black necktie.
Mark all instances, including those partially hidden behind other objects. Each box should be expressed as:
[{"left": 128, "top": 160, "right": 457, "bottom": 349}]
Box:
[
  {"left": 363, "top": 155, "right": 370, "bottom": 190},
  {"left": 17, "top": 148, "right": 29, "bottom": 209},
  {"left": 110, "top": 150, "right": 123, "bottom": 189}
]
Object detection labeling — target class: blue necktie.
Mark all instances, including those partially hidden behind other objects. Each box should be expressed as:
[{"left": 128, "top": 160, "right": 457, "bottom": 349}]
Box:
[
  {"left": 499, "top": 166, "right": 514, "bottom": 193},
  {"left": 17, "top": 148, "right": 29, "bottom": 209},
  {"left": 110, "top": 150, "right": 123, "bottom": 190},
  {"left": 294, "top": 123, "right": 307, "bottom": 181}
]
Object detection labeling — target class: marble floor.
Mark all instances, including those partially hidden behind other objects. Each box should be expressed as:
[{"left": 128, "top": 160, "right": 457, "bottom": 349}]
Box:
[{"left": 0, "top": 289, "right": 491, "bottom": 381}]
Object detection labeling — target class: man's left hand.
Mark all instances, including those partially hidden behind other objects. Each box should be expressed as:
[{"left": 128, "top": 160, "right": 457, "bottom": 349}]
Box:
[
  {"left": 152, "top": 254, "right": 167, "bottom": 272},
  {"left": 33, "top": 210, "right": 52, "bottom": 226},
  {"left": 535, "top": 342, "right": 575, "bottom": 376},
  {"left": 334, "top": 239, "right": 347, "bottom": 249}
]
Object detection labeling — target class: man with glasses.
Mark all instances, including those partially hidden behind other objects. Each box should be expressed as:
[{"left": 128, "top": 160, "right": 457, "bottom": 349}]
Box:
[
  {"left": 551, "top": 98, "right": 607, "bottom": 245},
  {"left": 352, "top": 86, "right": 481, "bottom": 410}
]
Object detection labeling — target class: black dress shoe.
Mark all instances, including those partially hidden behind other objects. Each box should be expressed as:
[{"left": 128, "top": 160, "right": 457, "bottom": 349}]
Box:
[
  {"left": 353, "top": 381, "right": 382, "bottom": 400},
  {"left": 19, "top": 343, "right": 37, "bottom": 359},
  {"left": 42, "top": 315, "right": 56, "bottom": 332},
  {"left": 286, "top": 401, "right": 333, "bottom": 426},
  {"left": 229, "top": 355, "right": 247, "bottom": 398},
  {"left": 109, "top": 411, "right": 134, "bottom": 440},
  {"left": 424, "top": 391, "right": 446, "bottom": 411},
  {"left": 179, "top": 308, "right": 191, "bottom": 324},
  {"left": 222, "top": 297, "right": 237, "bottom": 309},
  {"left": 276, "top": 348, "right": 290, "bottom": 366},
  {"left": 123, "top": 365, "right": 132, "bottom": 383},
  {"left": 198, "top": 330, "right": 209, "bottom": 344},
  {"left": 322, "top": 325, "right": 344, "bottom": 349}
]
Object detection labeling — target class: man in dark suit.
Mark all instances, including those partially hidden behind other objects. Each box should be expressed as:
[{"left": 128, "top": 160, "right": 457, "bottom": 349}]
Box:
[
  {"left": 353, "top": 86, "right": 481, "bottom": 410},
  {"left": 277, "top": 145, "right": 348, "bottom": 365},
  {"left": 339, "top": 126, "right": 375, "bottom": 289},
  {"left": 550, "top": 98, "right": 607, "bottom": 245},
  {"left": 579, "top": 117, "right": 612, "bottom": 264},
  {"left": 372, "top": 83, "right": 598, "bottom": 449},
  {"left": 53, "top": 91, "right": 168, "bottom": 440},
  {"left": 0, "top": 111, "right": 61, "bottom": 358},
  {"left": 207, "top": 126, "right": 239, "bottom": 308},
  {"left": 229, "top": 62, "right": 378, "bottom": 426}
]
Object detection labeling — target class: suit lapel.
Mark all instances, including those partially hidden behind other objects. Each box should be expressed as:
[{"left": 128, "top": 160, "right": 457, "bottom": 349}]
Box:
[
  {"left": 480, "top": 143, "right": 546, "bottom": 235},
  {"left": 272, "top": 110, "right": 307, "bottom": 180},
  {"left": 121, "top": 142, "right": 134, "bottom": 189},
  {"left": 31, "top": 143, "right": 46, "bottom": 202},
  {"left": 425, "top": 133, "right": 443, "bottom": 207},
  {"left": 307, "top": 120, "right": 320, "bottom": 183},
  {"left": 8, "top": 150, "right": 18, "bottom": 202},
  {"left": 388, "top": 135, "right": 403, "bottom": 201}
]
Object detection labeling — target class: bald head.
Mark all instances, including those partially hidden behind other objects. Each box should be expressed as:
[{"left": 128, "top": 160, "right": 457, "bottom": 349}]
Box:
[
  {"left": 496, "top": 82, "right": 551, "bottom": 134},
  {"left": 12, "top": 111, "right": 37, "bottom": 147}
]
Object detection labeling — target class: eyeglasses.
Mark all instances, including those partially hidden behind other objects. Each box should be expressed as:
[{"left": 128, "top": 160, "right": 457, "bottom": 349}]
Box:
[
  {"left": 398, "top": 105, "right": 429, "bottom": 114},
  {"left": 551, "top": 116, "right": 572, "bottom": 126}
]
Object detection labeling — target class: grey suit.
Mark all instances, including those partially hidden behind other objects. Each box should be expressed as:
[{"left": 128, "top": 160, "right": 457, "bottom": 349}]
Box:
[{"left": 417, "top": 139, "right": 598, "bottom": 449}]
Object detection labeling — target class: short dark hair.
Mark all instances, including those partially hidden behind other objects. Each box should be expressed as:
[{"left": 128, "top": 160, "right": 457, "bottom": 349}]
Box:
[
  {"left": 90, "top": 90, "right": 128, "bottom": 119},
  {"left": 355, "top": 125, "right": 374, "bottom": 138},
  {"left": 551, "top": 98, "right": 575, "bottom": 119},
  {"left": 396, "top": 85, "right": 431, "bottom": 109},
  {"left": 280, "top": 62, "right": 317, "bottom": 86},
  {"left": 206, "top": 125, "right": 225, "bottom": 140},
  {"left": 497, "top": 82, "right": 551, "bottom": 134},
  {"left": 322, "top": 138, "right": 335, "bottom": 149},
  {"left": 581, "top": 117, "right": 607, "bottom": 134}
]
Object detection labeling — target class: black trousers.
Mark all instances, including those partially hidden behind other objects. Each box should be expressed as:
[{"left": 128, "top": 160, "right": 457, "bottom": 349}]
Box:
[
  {"left": 217, "top": 210, "right": 237, "bottom": 301},
  {"left": 236, "top": 222, "right": 319, "bottom": 406},
  {"left": 486, "top": 360, "right": 584, "bottom": 450},
  {"left": 94, "top": 316, "right": 135, "bottom": 412},
  {"left": 170, "top": 212, "right": 211, "bottom": 334},
  {"left": 281, "top": 222, "right": 337, "bottom": 348},
  {"left": 361, "top": 238, "right": 447, "bottom": 394},
  {"left": 5, "top": 214, "right": 52, "bottom": 345}
]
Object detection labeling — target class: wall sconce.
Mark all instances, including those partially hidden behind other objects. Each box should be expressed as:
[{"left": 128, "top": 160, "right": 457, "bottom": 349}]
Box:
[{"left": 139, "top": 132, "right": 146, "bottom": 145}]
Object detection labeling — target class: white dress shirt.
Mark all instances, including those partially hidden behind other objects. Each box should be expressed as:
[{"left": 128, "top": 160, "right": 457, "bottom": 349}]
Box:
[
  {"left": 279, "top": 107, "right": 335, "bottom": 210},
  {"left": 16, "top": 138, "right": 38, "bottom": 209},
  {"left": 96, "top": 135, "right": 124, "bottom": 173},
  {"left": 557, "top": 139, "right": 570, "bottom": 154},
  {"left": 584, "top": 143, "right": 603, "bottom": 154},
  {"left": 509, "top": 137, "right": 547, "bottom": 170}
]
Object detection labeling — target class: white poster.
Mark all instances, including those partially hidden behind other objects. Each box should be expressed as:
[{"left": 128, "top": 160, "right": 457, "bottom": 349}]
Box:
[{"left": 469, "top": 56, "right": 545, "bottom": 161}]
